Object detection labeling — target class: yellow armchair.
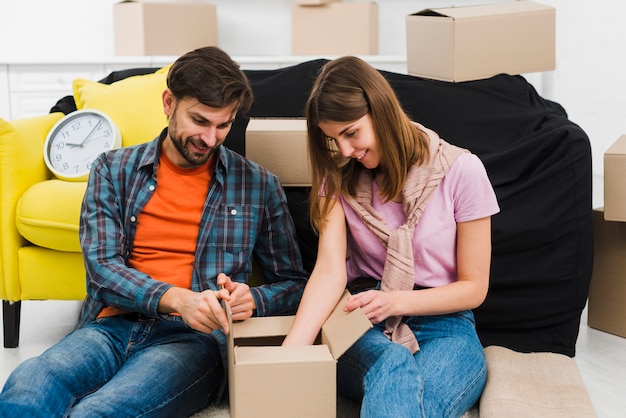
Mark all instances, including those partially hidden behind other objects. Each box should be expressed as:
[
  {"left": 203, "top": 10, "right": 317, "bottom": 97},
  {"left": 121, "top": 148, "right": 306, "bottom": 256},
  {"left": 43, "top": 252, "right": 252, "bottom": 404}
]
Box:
[
  {"left": 0, "top": 66, "right": 170, "bottom": 347},
  {"left": 0, "top": 113, "right": 88, "bottom": 347}
]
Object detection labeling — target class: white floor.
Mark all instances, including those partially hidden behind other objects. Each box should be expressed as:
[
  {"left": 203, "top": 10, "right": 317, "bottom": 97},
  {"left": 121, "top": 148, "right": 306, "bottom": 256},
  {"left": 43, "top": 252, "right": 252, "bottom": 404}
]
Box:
[{"left": 2, "top": 300, "right": 626, "bottom": 417}]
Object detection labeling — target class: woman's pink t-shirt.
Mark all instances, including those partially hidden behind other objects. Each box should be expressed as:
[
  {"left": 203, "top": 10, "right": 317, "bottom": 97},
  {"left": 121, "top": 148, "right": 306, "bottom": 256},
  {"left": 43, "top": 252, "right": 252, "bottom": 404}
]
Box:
[{"left": 340, "top": 152, "right": 500, "bottom": 288}]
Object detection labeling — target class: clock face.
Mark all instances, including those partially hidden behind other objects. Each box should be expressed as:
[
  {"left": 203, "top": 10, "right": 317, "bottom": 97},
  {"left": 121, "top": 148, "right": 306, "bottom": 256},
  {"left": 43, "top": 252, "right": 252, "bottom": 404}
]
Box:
[{"left": 44, "top": 110, "right": 122, "bottom": 181}]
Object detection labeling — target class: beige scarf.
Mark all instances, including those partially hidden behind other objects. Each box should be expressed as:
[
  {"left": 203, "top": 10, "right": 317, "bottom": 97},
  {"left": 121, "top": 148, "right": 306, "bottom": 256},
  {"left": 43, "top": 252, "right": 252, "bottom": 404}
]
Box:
[{"left": 344, "top": 128, "right": 467, "bottom": 353}]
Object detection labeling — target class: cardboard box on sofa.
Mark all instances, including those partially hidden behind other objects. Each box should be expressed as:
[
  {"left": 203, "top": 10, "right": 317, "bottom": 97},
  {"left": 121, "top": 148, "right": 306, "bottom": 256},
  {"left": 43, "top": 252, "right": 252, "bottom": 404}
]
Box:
[
  {"left": 225, "top": 290, "right": 372, "bottom": 418},
  {"left": 603, "top": 134, "right": 626, "bottom": 222},
  {"left": 406, "top": 1, "right": 555, "bottom": 82},
  {"left": 113, "top": 1, "right": 217, "bottom": 56},
  {"left": 245, "top": 118, "right": 310, "bottom": 187},
  {"left": 292, "top": 2, "right": 378, "bottom": 55},
  {"left": 588, "top": 208, "right": 626, "bottom": 338}
]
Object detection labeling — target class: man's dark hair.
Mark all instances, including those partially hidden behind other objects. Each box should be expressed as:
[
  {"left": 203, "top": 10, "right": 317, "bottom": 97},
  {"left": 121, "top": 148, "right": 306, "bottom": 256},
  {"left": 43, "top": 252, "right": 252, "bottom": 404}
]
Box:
[{"left": 167, "top": 46, "right": 254, "bottom": 114}]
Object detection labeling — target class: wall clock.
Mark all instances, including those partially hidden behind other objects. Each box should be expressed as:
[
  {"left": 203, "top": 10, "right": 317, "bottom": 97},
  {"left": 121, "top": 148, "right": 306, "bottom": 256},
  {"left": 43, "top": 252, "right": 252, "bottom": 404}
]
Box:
[{"left": 43, "top": 109, "right": 122, "bottom": 181}]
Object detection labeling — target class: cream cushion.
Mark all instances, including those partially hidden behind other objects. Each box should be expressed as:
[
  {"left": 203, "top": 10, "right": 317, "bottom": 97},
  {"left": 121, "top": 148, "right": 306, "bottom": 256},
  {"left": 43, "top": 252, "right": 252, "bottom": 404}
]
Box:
[{"left": 480, "top": 345, "right": 596, "bottom": 418}]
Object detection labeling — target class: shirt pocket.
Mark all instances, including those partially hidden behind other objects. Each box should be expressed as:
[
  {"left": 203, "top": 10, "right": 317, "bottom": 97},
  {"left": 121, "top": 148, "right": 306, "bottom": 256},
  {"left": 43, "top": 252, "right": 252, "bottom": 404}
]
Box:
[{"left": 208, "top": 204, "right": 259, "bottom": 254}]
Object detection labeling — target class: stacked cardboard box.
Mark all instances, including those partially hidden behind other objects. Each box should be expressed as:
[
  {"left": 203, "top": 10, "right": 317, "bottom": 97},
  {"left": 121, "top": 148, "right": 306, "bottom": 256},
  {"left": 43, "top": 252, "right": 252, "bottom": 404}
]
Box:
[
  {"left": 245, "top": 118, "right": 310, "bottom": 187},
  {"left": 113, "top": 1, "right": 218, "bottom": 56},
  {"left": 588, "top": 135, "right": 626, "bottom": 338},
  {"left": 292, "top": 1, "right": 378, "bottom": 55},
  {"left": 406, "top": 1, "right": 555, "bottom": 82}
]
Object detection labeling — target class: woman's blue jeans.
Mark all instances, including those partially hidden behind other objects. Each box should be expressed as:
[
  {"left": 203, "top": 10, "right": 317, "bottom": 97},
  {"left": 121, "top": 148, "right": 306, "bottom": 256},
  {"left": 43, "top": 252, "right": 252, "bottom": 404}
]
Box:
[
  {"left": 0, "top": 316, "right": 223, "bottom": 417},
  {"left": 337, "top": 310, "right": 486, "bottom": 418}
]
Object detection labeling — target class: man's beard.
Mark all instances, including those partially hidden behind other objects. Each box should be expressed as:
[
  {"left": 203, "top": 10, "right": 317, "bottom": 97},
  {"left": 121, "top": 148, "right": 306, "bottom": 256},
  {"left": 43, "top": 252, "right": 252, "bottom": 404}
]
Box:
[
  {"left": 168, "top": 111, "right": 219, "bottom": 167},
  {"left": 170, "top": 132, "right": 218, "bottom": 168}
]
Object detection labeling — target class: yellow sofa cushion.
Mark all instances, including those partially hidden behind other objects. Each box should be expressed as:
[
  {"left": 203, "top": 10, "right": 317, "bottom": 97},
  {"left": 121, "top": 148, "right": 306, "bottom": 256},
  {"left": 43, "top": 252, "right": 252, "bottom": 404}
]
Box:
[
  {"left": 18, "top": 247, "right": 87, "bottom": 300},
  {"left": 73, "top": 65, "right": 171, "bottom": 148},
  {"left": 16, "top": 180, "right": 87, "bottom": 253}
]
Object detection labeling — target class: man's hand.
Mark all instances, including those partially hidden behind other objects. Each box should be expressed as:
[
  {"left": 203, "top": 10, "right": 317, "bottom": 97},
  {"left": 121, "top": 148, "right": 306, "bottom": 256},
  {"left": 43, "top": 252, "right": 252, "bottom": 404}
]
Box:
[
  {"left": 217, "top": 273, "right": 256, "bottom": 321},
  {"left": 158, "top": 287, "right": 230, "bottom": 334},
  {"left": 157, "top": 273, "right": 257, "bottom": 334}
]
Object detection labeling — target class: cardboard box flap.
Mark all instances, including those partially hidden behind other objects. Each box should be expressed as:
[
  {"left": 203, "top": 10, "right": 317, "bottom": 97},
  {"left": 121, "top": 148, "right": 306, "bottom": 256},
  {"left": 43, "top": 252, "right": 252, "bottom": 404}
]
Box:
[
  {"left": 412, "top": 2, "right": 554, "bottom": 19},
  {"left": 321, "top": 291, "right": 373, "bottom": 360},
  {"left": 224, "top": 300, "right": 235, "bottom": 366}
]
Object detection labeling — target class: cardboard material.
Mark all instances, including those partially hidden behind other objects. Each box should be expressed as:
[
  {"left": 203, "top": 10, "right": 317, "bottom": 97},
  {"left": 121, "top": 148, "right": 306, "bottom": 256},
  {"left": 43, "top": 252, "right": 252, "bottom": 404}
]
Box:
[
  {"left": 406, "top": 1, "right": 555, "bottom": 82},
  {"left": 295, "top": 0, "right": 339, "bottom": 5},
  {"left": 292, "top": 2, "right": 378, "bottom": 55},
  {"left": 113, "top": 1, "right": 217, "bottom": 56},
  {"left": 588, "top": 208, "right": 626, "bottom": 338},
  {"left": 604, "top": 135, "right": 626, "bottom": 221},
  {"left": 225, "top": 290, "right": 372, "bottom": 418},
  {"left": 245, "top": 118, "right": 310, "bottom": 187}
]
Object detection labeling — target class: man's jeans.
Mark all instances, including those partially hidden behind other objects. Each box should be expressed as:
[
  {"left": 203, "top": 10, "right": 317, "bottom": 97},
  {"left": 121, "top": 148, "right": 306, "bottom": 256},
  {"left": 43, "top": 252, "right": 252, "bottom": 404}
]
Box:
[
  {"left": 0, "top": 317, "right": 223, "bottom": 417},
  {"left": 338, "top": 310, "right": 486, "bottom": 418}
]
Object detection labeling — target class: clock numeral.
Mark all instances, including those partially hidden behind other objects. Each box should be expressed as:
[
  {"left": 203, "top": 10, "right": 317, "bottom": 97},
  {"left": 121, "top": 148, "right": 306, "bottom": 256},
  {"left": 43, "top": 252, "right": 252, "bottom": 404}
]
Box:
[
  {"left": 71, "top": 121, "right": 81, "bottom": 131},
  {"left": 55, "top": 142, "right": 66, "bottom": 151},
  {"left": 54, "top": 154, "right": 63, "bottom": 162}
]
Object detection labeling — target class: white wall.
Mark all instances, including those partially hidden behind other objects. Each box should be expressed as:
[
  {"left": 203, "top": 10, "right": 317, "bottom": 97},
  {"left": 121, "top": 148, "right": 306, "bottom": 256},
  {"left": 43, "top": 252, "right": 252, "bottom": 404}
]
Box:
[{"left": 1, "top": 0, "right": 624, "bottom": 207}]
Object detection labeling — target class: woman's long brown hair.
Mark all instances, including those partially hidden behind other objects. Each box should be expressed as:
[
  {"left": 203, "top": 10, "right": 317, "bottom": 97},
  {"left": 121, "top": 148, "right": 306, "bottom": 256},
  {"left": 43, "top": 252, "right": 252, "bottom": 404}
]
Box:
[{"left": 305, "top": 56, "right": 431, "bottom": 233}]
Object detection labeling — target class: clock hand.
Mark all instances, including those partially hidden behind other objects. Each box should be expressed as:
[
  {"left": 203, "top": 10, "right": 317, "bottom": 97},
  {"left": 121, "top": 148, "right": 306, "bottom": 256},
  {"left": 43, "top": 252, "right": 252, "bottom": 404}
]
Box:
[
  {"left": 79, "top": 119, "right": 103, "bottom": 146},
  {"left": 66, "top": 119, "right": 103, "bottom": 148},
  {"left": 82, "top": 134, "right": 108, "bottom": 146}
]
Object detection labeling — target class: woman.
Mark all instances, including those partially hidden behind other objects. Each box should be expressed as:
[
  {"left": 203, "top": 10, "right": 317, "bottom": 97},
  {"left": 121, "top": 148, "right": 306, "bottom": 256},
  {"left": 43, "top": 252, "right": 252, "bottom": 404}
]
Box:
[{"left": 283, "top": 56, "right": 500, "bottom": 417}]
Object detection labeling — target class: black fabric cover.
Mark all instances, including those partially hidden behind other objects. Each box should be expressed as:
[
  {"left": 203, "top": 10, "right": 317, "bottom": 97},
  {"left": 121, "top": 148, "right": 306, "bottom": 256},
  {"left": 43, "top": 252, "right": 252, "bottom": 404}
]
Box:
[
  {"left": 55, "top": 60, "right": 593, "bottom": 356},
  {"left": 244, "top": 60, "right": 593, "bottom": 357}
]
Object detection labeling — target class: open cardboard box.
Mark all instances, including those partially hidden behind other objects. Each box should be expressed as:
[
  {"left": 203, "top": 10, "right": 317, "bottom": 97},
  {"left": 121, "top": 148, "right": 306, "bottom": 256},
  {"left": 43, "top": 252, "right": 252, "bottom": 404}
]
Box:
[
  {"left": 406, "top": 1, "right": 555, "bottom": 82},
  {"left": 224, "top": 290, "right": 372, "bottom": 418}
]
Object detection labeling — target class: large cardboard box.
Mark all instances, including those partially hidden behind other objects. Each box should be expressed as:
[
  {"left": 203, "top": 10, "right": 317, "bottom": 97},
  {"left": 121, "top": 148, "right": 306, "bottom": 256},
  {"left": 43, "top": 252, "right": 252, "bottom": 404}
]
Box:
[
  {"left": 245, "top": 118, "right": 310, "bottom": 187},
  {"left": 292, "top": 2, "right": 378, "bottom": 55},
  {"left": 406, "top": 1, "right": 555, "bottom": 82},
  {"left": 588, "top": 208, "right": 626, "bottom": 338},
  {"left": 604, "top": 134, "right": 626, "bottom": 221},
  {"left": 225, "top": 290, "right": 372, "bottom": 418},
  {"left": 113, "top": 1, "right": 217, "bottom": 56}
]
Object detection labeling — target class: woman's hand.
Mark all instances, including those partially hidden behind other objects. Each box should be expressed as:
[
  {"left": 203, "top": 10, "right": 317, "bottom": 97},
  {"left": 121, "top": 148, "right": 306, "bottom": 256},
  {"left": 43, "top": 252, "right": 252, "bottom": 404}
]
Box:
[{"left": 345, "top": 290, "right": 396, "bottom": 324}]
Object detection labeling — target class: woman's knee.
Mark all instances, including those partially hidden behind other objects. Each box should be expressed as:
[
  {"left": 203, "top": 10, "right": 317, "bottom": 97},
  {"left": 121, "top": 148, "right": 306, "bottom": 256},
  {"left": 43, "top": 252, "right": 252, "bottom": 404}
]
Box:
[{"left": 365, "top": 343, "right": 417, "bottom": 383}]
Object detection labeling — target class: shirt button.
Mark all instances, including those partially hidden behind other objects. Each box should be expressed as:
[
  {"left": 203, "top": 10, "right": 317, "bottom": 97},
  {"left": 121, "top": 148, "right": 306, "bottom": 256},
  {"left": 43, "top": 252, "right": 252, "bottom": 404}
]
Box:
[
  {"left": 130, "top": 216, "right": 137, "bottom": 222},
  {"left": 230, "top": 209, "right": 237, "bottom": 215},
  {"left": 149, "top": 185, "right": 155, "bottom": 191}
]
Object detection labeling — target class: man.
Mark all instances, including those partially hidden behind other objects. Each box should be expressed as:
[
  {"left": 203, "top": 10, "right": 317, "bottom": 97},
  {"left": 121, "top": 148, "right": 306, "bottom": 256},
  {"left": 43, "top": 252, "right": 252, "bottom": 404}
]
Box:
[{"left": 0, "top": 46, "right": 307, "bottom": 417}]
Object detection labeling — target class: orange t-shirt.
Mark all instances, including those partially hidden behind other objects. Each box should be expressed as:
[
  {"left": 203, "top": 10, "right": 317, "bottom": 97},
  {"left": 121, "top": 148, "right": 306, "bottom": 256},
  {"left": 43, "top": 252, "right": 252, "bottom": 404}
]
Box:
[{"left": 98, "top": 150, "right": 215, "bottom": 318}]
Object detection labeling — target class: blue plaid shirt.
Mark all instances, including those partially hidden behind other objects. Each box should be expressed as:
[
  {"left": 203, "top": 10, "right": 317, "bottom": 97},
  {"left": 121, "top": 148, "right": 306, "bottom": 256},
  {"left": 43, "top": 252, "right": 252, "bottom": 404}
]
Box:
[{"left": 77, "top": 129, "right": 307, "bottom": 330}]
